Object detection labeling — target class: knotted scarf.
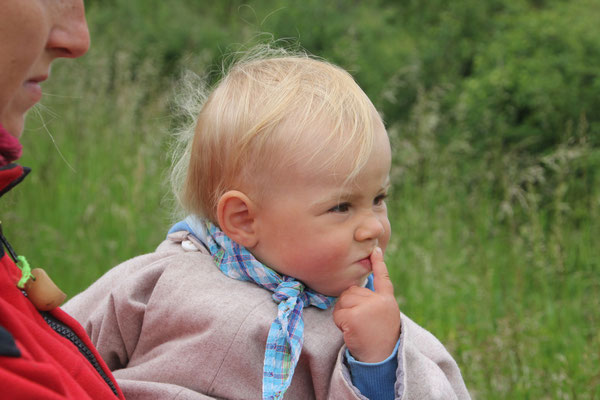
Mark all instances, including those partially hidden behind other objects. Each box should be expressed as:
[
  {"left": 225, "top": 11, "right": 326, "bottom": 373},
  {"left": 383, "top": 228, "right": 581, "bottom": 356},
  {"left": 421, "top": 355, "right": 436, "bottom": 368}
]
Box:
[{"left": 170, "top": 216, "right": 336, "bottom": 400}]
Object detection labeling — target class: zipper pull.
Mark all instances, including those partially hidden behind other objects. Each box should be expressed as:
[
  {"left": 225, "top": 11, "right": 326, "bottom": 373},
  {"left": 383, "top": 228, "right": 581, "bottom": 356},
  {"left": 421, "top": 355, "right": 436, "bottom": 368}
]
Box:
[
  {"left": 1, "top": 222, "right": 66, "bottom": 310},
  {"left": 17, "top": 256, "right": 66, "bottom": 311},
  {"left": 24, "top": 267, "right": 67, "bottom": 311}
]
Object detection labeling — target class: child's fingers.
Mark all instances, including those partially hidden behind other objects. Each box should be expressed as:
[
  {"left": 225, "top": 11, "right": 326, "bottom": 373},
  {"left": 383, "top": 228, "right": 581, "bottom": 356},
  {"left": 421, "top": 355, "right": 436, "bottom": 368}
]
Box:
[
  {"left": 335, "top": 288, "right": 371, "bottom": 310},
  {"left": 371, "top": 247, "right": 394, "bottom": 295},
  {"left": 339, "top": 285, "right": 372, "bottom": 299},
  {"left": 332, "top": 307, "right": 352, "bottom": 332}
]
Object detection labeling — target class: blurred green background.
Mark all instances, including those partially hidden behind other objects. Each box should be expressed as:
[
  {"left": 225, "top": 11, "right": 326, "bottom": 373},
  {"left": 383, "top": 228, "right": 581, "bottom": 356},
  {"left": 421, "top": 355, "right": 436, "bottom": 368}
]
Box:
[{"left": 3, "top": 0, "right": 599, "bottom": 398}]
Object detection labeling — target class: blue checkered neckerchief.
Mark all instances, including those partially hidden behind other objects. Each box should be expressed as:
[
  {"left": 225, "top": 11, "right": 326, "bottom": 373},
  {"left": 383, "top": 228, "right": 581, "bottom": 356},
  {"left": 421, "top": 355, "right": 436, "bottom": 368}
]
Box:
[{"left": 172, "top": 216, "right": 336, "bottom": 400}]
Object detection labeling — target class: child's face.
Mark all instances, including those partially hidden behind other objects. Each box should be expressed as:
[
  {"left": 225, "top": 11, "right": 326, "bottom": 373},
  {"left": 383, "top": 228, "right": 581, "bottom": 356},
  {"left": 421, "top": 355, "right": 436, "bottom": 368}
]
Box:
[{"left": 250, "top": 124, "right": 392, "bottom": 297}]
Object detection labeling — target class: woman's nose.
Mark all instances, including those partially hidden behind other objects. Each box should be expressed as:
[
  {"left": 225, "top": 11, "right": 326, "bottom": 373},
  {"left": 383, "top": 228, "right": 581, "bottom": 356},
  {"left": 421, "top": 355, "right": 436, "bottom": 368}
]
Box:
[
  {"left": 47, "top": 1, "right": 90, "bottom": 59},
  {"left": 354, "top": 213, "right": 386, "bottom": 242}
]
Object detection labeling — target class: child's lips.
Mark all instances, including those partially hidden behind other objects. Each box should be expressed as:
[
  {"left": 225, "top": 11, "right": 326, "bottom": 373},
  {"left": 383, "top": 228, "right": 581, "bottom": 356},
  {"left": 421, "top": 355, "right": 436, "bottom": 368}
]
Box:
[{"left": 357, "top": 257, "right": 372, "bottom": 271}]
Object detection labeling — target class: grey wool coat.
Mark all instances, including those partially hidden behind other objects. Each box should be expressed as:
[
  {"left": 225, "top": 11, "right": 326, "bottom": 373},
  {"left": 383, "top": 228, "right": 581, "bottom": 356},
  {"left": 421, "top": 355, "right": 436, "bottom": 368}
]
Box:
[{"left": 64, "top": 231, "right": 471, "bottom": 400}]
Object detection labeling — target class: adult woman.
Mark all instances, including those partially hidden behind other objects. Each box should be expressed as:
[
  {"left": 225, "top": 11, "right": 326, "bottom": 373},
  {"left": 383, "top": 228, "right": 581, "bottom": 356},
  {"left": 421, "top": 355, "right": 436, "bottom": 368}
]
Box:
[{"left": 0, "top": 1, "right": 124, "bottom": 398}]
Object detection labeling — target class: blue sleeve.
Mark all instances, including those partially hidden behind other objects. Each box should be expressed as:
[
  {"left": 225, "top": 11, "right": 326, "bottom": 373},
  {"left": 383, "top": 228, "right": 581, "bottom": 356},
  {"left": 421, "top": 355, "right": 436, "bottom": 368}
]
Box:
[
  {"left": 345, "top": 339, "right": 400, "bottom": 400},
  {"left": 344, "top": 274, "right": 401, "bottom": 400}
]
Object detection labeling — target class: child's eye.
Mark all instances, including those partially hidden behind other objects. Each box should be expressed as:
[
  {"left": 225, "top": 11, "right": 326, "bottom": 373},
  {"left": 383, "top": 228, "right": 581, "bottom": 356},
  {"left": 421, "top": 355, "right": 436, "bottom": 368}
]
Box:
[
  {"left": 329, "top": 202, "right": 351, "bottom": 213},
  {"left": 374, "top": 193, "right": 388, "bottom": 206}
]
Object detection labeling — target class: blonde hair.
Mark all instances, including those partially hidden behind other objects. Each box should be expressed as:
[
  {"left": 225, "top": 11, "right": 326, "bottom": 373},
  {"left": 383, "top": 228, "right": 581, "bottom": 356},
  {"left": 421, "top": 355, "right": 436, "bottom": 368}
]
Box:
[{"left": 171, "top": 46, "right": 384, "bottom": 223}]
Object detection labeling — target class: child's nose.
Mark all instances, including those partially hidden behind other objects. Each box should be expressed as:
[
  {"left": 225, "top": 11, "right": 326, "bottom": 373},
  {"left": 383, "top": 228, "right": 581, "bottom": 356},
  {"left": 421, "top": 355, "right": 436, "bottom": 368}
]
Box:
[
  {"left": 354, "top": 213, "right": 385, "bottom": 242},
  {"left": 47, "top": 0, "right": 90, "bottom": 59}
]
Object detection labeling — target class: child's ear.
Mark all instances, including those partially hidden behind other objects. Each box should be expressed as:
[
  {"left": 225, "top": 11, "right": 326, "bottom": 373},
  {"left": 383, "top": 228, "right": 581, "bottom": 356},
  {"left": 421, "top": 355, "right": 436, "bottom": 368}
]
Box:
[{"left": 217, "top": 190, "right": 258, "bottom": 248}]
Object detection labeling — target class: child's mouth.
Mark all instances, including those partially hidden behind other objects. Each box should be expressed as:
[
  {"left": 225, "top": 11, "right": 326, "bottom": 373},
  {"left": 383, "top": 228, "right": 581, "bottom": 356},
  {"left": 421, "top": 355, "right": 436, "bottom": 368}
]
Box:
[{"left": 358, "top": 257, "right": 372, "bottom": 271}]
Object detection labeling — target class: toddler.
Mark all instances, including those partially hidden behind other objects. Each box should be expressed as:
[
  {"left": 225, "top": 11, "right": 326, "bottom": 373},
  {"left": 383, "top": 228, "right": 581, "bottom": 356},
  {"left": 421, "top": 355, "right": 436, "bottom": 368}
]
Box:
[{"left": 64, "top": 48, "right": 470, "bottom": 400}]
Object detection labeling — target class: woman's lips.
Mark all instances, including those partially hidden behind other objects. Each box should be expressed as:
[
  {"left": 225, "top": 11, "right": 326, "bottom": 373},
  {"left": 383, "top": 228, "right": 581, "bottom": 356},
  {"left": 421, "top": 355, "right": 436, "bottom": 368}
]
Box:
[
  {"left": 23, "top": 75, "right": 47, "bottom": 104},
  {"left": 23, "top": 81, "right": 43, "bottom": 103}
]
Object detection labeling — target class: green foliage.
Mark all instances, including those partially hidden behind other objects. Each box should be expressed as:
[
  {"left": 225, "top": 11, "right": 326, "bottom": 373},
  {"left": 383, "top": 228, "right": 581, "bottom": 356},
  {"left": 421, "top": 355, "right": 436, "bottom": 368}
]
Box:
[
  {"left": 4, "top": 0, "right": 599, "bottom": 398},
  {"left": 457, "top": 0, "right": 600, "bottom": 151}
]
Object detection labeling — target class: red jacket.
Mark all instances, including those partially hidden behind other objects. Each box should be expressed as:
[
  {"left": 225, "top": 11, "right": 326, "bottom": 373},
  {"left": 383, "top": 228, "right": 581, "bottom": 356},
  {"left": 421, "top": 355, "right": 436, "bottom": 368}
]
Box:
[{"left": 0, "top": 162, "right": 125, "bottom": 400}]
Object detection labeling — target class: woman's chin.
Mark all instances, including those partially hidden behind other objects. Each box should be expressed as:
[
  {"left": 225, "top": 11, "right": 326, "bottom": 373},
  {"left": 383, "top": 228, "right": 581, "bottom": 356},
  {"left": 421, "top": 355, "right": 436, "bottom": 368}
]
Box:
[{"left": 1, "top": 113, "right": 26, "bottom": 138}]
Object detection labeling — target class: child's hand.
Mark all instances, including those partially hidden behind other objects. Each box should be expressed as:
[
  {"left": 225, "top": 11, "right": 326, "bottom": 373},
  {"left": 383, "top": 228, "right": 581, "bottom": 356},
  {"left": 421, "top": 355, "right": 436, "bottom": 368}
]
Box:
[{"left": 333, "top": 247, "right": 401, "bottom": 363}]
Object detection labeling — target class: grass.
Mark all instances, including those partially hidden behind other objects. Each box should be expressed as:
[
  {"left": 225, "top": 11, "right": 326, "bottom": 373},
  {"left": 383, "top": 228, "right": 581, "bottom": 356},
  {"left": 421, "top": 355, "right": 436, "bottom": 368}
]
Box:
[
  {"left": 3, "top": 2, "right": 599, "bottom": 398},
  {"left": 386, "top": 179, "right": 599, "bottom": 398}
]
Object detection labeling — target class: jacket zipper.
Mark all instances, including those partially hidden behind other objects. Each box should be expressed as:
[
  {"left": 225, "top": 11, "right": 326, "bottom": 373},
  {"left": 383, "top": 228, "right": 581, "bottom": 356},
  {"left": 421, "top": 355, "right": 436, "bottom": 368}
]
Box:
[
  {"left": 2, "top": 222, "right": 119, "bottom": 397},
  {"left": 40, "top": 311, "right": 120, "bottom": 397}
]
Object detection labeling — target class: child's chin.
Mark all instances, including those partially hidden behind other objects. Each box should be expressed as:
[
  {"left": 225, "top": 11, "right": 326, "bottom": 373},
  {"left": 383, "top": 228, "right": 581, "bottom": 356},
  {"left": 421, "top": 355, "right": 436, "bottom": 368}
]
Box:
[{"left": 325, "top": 276, "right": 370, "bottom": 297}]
